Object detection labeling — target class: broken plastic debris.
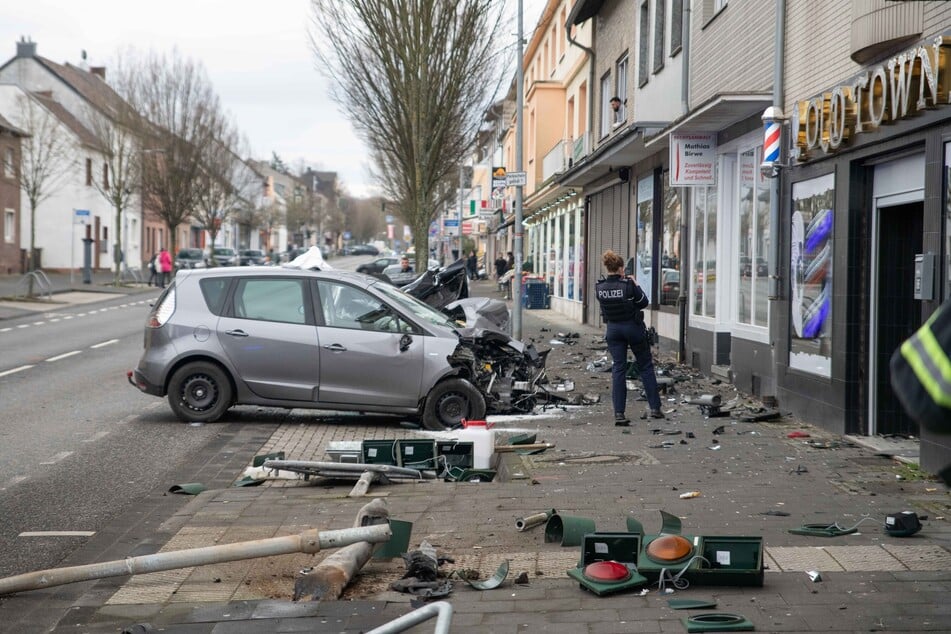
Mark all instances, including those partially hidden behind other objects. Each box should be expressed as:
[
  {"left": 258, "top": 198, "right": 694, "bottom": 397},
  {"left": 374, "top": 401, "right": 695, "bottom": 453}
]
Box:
[
  {"left": 807, "top": 570, "right": 822, "bottom": 582},
  {"left": 679, "top": 491, "right": 701, "bottom": 499},
  {"left": 787, "top": 431, "right": 811, "bottom": 439}
]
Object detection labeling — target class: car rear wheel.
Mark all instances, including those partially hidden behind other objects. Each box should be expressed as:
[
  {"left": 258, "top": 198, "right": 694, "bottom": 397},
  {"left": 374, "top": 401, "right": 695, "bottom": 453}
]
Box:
[
  {"left": 167, "top": 362, "right": 233, "bottom": 423},
  {"left": 422, "top": 378, "right": 486, "bottom": 431}
]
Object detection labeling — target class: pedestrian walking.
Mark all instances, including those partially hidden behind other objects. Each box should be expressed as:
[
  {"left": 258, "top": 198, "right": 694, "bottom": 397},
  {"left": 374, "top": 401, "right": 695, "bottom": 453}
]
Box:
[
  {"left": 158, "top": 247, "right": 172, "bottom": 288},
  {"left": 595, "top": 249, "right": 663, "bottom": 426},
  {"left": 467, "top": 251, "right": 478, "bottom": 280},
  {"left": 147, "top": 253, "right": 158, "bottom": 286},
  {"left": 494, "top": 254, "right": 507, "bottom": 279}
]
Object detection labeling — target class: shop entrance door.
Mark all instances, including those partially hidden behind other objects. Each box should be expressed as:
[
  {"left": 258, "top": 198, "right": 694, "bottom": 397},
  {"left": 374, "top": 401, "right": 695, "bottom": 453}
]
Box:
[{"left": 869, "top": 152, "right": 925, "bottom": 437}]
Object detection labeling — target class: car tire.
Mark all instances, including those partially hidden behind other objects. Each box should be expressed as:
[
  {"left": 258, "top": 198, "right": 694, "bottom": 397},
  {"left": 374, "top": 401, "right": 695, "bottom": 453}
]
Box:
[
  {"left": 167, "top": 361, "right": 233, "bottom": 423},
  {"left": 422, "top": 378, "right": 486, "bottom": 431}
]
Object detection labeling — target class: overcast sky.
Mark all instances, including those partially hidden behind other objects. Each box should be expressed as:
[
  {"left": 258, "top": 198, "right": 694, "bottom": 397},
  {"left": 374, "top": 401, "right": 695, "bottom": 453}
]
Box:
[{"left": 1, "top": 0, "right": 546, "bottom": 198}]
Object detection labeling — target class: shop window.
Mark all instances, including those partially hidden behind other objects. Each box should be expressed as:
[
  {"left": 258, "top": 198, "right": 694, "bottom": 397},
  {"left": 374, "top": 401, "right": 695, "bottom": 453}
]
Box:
[
  {"left": 737, "top": 148, "right": 769, "bottom": 327},
  {"left": 692, "top": 183, "right": 717, "bottom": 318},
  {"left": 660, "top": 171, "right": 681, "bottom": 307},
  {"left": 790, "top": 173, "right": 834, "bottom": 377},
  {"left": 636, "top": 175, "right": 653, "bottom": 299}
]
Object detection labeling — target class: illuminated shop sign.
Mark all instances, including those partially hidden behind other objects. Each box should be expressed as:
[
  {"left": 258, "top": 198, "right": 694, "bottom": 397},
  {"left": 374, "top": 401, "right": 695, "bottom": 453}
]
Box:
[{"left": 795, "top": 36, "right": 951, "bottom": 159}]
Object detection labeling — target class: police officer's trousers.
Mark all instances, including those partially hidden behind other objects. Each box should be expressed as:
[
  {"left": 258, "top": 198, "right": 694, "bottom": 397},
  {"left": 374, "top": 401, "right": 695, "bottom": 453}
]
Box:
[{"left": 605, "top": 319, "right": 662, "bottom": 414}]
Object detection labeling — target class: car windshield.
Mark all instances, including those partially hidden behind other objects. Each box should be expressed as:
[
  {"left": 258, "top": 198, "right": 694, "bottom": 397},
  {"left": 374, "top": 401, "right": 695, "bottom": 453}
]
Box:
[
  {"left": 242, "top": 250, "right": 262, "bottom": 256},
  {"left": 213, "top": 248, "right": 235, "bottom": 255},
  {"left": 179, "top": 249, "right": 201, "bottom": 258},
  {"left": 372, "top": 281, "right": 457, "bottom": 329}
]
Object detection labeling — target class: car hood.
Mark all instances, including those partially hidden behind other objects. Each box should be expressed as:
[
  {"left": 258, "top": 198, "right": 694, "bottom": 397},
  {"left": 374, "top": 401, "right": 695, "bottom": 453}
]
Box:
[
  {"left": 445, "top": 297, "right": 510, "bottom": 333},
  {"left": 283, "top": 246, "right": 333, "bottom": 271}
]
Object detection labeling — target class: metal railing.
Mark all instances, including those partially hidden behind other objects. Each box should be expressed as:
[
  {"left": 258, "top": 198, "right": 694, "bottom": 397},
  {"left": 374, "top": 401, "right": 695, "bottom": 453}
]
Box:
[
  {"left": 572, "top": 133, "right": 591, "bottom": 163},
  {"left": 14, "top": 270, "right": 52, "bottom": 300},
  {"left": 120, "top": 267, "right": 143, "bottom": 284},
  {"left": 366, "top": 601, "right": 453, "bottom": 634},
  {"left": 542, "top": 139, "right": 571, "bottom": 182}
]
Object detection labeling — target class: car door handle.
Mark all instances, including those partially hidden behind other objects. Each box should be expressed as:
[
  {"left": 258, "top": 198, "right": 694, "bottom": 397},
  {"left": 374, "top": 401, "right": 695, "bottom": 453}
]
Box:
[
  {"left": 322, "top": 343, "right": 347, "bottom": 352},
  {"left": 225, "top": 329, "right": 249, "bottom": 337}
]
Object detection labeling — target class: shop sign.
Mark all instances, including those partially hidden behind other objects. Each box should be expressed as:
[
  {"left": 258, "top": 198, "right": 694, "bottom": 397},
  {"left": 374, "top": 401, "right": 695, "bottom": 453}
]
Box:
[
  {"left": 670, "top": 133, "right": 717, "bottom": 186},
  {"left": 795, "top": 36, "right": 951, "bottom": 160},
  {"left": 491, "top": 166, "right": 507, "bottom": 200}
]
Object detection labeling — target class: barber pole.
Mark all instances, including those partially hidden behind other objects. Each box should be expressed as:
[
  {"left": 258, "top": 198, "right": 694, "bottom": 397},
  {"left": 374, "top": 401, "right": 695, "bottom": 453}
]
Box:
[{"left": 763, "top": 120, "right": 781, "bottom": 165}]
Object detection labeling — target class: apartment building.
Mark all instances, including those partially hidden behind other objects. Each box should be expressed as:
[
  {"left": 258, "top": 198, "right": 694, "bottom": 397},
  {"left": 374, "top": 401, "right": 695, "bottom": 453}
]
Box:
[{"left": 0, "top": 113, "right": 23, "bottom": 274}]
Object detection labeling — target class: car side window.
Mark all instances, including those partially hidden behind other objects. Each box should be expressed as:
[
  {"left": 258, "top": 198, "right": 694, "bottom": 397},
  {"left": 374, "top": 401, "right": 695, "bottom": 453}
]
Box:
[
  {"left": 316, "top": 280, "right": 409, "bottom": 333},
  {"left": 233, "top": 278, "right": 307, "bottom": 324},
  {"left": 199, "top": 278, "right": 230, "bottom": 315}
]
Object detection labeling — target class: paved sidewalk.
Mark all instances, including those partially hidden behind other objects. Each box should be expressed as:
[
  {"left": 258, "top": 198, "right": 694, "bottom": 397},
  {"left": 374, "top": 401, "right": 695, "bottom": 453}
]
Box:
[
  {"left": 0, "top": 270, "right": 154, "bottom": 321},
  {"left": 1, "top": 279, "right": 949, "bottom": 633}
]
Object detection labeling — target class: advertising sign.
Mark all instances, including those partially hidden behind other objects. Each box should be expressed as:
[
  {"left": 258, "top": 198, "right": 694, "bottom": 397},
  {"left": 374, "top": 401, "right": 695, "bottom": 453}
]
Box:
[
  {"left": 491, "top": 166, "right": 507, "bottom": 201},
  {"left": 670, "top": 133, "right": 717, "bottom": 186}
]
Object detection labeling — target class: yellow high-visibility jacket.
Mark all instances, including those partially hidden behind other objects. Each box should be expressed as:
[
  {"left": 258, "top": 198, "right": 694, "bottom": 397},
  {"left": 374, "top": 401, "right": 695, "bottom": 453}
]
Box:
[{"left": 890, "top": 301, "right": 951, "bottom": 433}]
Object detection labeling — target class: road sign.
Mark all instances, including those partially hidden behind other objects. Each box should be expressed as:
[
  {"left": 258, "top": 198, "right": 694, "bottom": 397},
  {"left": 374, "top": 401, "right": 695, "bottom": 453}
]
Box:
[
  {"left": 74, "top": 209, "right": 90, "bottom": 225},
  {"left": 444, "top": 218, "right": 459, "bottom": 227},
  {"left": 506, "top": 171, "right": 527, "bottom": 187}
]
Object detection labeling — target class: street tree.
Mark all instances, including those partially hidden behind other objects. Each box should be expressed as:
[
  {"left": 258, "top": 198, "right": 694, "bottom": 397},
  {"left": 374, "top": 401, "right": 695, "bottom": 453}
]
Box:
[
  {"left": 309, "top": 0, "right": 506, "bottom": 271},
  {"left": 193, "top": 131, "right": 256, "bottom": 262},
  {"left": 85, "top": 97, "right": 142, "bottom": 286},
  {"left": 118, "top": 49, "right": 232, "bottom": 265},
  {"left": 15, "top": 92, "right": 73, "bottom": 290}
]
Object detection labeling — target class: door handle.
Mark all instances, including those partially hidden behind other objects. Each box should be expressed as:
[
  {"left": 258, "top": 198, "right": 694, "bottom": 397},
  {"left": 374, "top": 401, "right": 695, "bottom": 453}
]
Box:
[
  {"left": 225, "top": 329, "right": 249, "bottom": 337},
  {"left": 322, "top": 343, "right": 347, "bottom": 352}
]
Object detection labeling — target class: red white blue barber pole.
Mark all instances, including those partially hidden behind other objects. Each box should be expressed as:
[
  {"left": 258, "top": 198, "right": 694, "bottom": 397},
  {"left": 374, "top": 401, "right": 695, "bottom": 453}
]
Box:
[{"left": 760, "top": 106, "right": 785, "bottom": 177}]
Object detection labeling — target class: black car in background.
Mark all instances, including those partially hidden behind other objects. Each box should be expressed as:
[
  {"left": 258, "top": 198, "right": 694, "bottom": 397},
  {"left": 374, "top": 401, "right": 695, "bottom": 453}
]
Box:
[
  {"left": 350, "top": 244, "right": 380, "bottom": 256},
  {"left": 175, "top": 248, "right": 206, "bottom": 269},
  {"left": 239, "top": 249, "right": 267, "bottom": 266}
]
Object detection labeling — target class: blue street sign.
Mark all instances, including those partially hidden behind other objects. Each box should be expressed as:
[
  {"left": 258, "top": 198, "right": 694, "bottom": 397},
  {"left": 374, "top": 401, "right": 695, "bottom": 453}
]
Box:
[
  {"left": 74, "top": 209, "right": 90, "bottom": 225},
  {"left": 444, "top": 218, "right": 459, "bottom": 227}
]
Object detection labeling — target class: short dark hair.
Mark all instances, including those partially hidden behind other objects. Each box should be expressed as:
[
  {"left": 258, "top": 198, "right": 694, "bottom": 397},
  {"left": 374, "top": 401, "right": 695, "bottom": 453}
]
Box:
[{"left": 610, "top": 96, "right": 621, "bottom": 103}]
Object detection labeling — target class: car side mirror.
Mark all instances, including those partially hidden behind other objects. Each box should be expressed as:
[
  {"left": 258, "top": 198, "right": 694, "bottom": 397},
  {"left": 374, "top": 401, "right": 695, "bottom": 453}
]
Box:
[{"left": 399, "top": 334, "right": 412, "bottom": 352}]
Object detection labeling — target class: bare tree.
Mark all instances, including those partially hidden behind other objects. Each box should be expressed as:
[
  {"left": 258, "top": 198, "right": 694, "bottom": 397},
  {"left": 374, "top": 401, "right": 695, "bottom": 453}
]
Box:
[
  {"left": 15, "top": 93, "right": 74, "bottom": 287},
  {"left": 117, "top": 49, "right": 232, "bottom": 264},
  {"left": 309, "top": 0, "right": 507, "bottom": 270},
  {"left": 193, "top": 130, "right": 255, "bottom": 261},
  {"left": 85, "top": 100, "right": 142, "bottom": 285}
]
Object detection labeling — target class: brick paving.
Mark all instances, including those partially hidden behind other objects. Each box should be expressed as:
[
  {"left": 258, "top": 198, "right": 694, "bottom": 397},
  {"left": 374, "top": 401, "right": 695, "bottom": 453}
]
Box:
[{"left": 1, "top": 278, "right": 950, "bottom": 632}]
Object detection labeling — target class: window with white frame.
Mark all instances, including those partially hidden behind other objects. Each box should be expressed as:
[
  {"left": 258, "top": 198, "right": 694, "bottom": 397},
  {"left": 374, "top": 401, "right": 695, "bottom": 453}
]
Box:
[
  {"left": 692, "top": 179, "right": 718, "bottom": 318},
  {"left": 671, "top": 0, "right": 684, "bottom": 55},
  {"left": 638, "top": 2, "right": 650, "bottom": 87},
  {"left": 600, "top": 72, "right": 612, "bottom": 138},
  {"left": 653, "top": 0, "right": 666, "bottom": 73},
  {"left": 2, "top": 147, "right": 14, "bottom": 178},
  {"left": 736, "top": 147, "right": 770, "bottom": 328},
  {"left": 4, "top": 209, "right": 14, "bottom": 243},
  {"left": 615, "top": 55, "right": 628, "bottom": 124}
]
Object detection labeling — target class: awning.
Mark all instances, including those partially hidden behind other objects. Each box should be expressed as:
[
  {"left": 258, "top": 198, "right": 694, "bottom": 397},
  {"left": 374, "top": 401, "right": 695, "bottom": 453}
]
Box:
[{"left": 646, "top": 93, "right": 773, "bottom": 146}]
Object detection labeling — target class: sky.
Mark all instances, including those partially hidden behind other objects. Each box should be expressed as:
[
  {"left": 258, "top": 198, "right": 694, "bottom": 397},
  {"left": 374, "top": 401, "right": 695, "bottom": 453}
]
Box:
[{"left": 1, "top": 0, "right": 546, "bottom": 199}]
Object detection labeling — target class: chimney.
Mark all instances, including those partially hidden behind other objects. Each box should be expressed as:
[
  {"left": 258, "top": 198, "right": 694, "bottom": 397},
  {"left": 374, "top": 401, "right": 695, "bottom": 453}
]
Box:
[
  {"left": 16, "top": 36, "right": 36, "bottom": 58},
  {"left": 90, "top": 66, "right": 106, "bottom": 79}
]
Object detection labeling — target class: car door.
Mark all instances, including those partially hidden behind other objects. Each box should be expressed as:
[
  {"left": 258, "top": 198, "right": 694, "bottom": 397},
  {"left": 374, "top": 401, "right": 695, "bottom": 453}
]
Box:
[
  {"left": 314, "top": 280, "right": 423, "bottom": 407},
  {"left": 216, "top": 276, "right": 320, "bottom": 401}
]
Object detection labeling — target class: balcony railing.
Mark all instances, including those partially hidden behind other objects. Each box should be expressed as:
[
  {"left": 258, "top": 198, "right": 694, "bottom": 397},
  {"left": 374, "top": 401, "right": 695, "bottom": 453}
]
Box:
[
  {"left": 572, "top": 133, "right": 591, "bottom": 164},
  {"left": 542, "top": 139, "right": 571, "bottom": 182}
]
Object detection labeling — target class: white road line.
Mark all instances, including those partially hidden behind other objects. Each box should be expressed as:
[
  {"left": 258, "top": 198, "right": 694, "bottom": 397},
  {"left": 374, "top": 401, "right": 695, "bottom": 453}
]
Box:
[
  {"left": 50, "top": 318, "right": 60, "bottom": 323},
  {"left": 90, "top": 339, "right": 119, "bottom": 349},
  {"left": 0, "top": 365, "right": 34, "bottom": 377},
  {"left": 76, "top": 313, "right": 85, "bottom": 317},
  {"left": 16, "top": 324, "right": 28, "bottom": 328},
  {"left": 19, "top": 531, "right": 96, "bottom": 537},
  {"left": 1, "top": 475, "right": 27, "bottom": 490},
  {"left": 40, "top": 451, "right": 73, "bottom": 465},
  {"left": 82, "top": 430, "right": 110, "bottom": 443},
  {"left": 63, "top": 315, "right": 74, "bottom": 320},
  {"left": 32, "top": 321, "right": 45, "bottom": 326},
  {"left": 46, "top": 350, "right": 81, "bottom": 362},
  {"left": 0, "top": 327, "right": 11, "bottom": 332}
]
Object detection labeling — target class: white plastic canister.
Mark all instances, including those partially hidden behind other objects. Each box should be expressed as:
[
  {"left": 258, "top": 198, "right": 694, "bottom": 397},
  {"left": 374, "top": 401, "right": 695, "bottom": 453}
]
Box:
[{"left": 455, "top": 420, "right": 495, "bottom": 469}]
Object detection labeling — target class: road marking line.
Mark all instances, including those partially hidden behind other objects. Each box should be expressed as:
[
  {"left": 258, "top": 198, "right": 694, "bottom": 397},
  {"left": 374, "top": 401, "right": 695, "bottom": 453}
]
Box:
[
  {"left": 46, "top": 350, "right": 81, "bottom": 362},
  {"left": 90, "top": 339, "right": 119, "bottom": 349},
  {"left": 50, "top": 318, "right": 60, "bottom": 322},
  {"left": 19, "top": 531, "right": 96, "bottom": 537},
  {"left": 1, "top": 475, "right": 27, "bottom": 490},
  {"left": 82, "top": 430, "right": 110, "bottom": 442},
  {"left": 0, "top": 327, "right": 12, "bottom": 332},
  {"left": 0, "top": 365, "right": 34, "bottom": 377},
  {"left": 63, "top": 315, "right": 74, "bottom": 320},
  {"left": 41, "top": 451, "right": 73, "bottom": 465},
  {"left": 76, "top": 313, "right": 85, "bottom": 317},
  {"left": 32, "top": 321, "right": 45, "bottom": 325},
  {"left": 16, "top": 324, "right": 29, "bottom": 328}
]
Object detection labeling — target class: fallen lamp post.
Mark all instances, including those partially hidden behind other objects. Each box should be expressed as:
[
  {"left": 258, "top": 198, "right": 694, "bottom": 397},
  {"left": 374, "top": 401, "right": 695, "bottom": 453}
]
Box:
[{"left": 0, "top": 524, "right": 392, "bottom": 596}]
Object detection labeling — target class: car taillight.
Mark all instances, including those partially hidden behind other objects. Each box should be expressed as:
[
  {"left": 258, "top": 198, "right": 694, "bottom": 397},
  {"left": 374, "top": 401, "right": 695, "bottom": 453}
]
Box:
[{"left": 147, "top": 289, "right": 176, "bottom": 328}]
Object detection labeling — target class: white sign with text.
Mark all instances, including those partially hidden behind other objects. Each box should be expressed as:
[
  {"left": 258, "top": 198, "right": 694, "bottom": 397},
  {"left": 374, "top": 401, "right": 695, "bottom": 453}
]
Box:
[{"left": 670, "top": 133, "right": 717, "bottom": 186}]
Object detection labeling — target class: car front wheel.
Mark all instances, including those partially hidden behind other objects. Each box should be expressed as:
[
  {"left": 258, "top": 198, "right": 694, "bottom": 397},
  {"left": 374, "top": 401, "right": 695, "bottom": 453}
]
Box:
[
  {"left": 167, "top": 361, "right": 233, "bottom": 423},
  {"left": 422, "top": 378, "right": 486, "bottom": 431}
]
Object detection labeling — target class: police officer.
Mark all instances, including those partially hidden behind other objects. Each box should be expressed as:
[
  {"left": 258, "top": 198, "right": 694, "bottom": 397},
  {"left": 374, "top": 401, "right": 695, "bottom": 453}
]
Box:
[{"left": 595, "top": 249, "right": 664, "bottom": 426}]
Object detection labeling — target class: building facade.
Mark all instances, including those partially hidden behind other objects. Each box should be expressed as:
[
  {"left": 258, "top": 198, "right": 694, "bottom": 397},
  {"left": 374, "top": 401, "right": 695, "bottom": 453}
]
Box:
[{"left": 0, "top": 113, "right": 23, "bottom": 274}]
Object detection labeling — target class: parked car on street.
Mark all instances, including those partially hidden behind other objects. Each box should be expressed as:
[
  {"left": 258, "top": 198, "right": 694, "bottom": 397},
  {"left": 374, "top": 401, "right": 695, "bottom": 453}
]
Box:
[
  {"left": 356, "top": 256, "right": 400, "bottom": 275},
  {"left": 239, "top": 249, "right": 267, "bottom": 266},
  {"left": 350, "top": 244, "right": 380, "bottom": 255},
  {"left": 205, "top": 247, "right": 239, "bottom": 267},
  {"left": 128, "top": 267, "right": 547, "bottom": 430},
  {"left": 175, "top": 248, "right": 206, "bottom": 270}
]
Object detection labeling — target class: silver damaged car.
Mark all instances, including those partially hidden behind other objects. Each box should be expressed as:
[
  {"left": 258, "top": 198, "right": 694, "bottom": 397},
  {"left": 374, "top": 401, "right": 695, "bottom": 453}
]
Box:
[{"left": 128, "top": 267, "right": 547, "bottom": 429}]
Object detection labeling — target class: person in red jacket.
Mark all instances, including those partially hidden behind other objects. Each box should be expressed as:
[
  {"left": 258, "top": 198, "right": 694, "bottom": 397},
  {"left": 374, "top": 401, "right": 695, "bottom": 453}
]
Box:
[{"left": 159, "top": 247, "right": 172, "bottom": 288}]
